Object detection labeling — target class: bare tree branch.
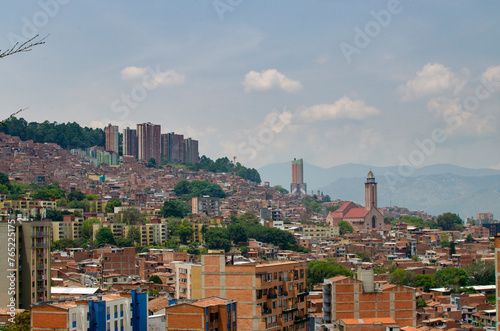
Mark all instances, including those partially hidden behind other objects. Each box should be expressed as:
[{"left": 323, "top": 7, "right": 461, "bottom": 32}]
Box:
[
  {"left": 0, "top": 34, "right": 48, "bottom": 59},
  {"left": 1, "top": 107, "right": 29, "bottom": 126}
]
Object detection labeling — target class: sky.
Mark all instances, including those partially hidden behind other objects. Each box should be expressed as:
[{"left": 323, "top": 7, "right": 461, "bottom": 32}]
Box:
[{"left": 1, "top": 1, "right": 500, "bottom": 170}]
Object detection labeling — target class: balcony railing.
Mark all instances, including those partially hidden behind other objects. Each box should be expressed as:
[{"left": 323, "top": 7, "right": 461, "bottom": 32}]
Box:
[
  {"left": 294, "top": 314, "right": 309, "bottom": 323},
  {"left": 36, "top": 254, "right": 45, "bottom": 259},
  {"left": 37, "top": 275, "right": 45, "bottom": 281},
  {"left": 262, "top": 308, "right": 272, "bottom": 315},
  {"left": 34, "top": 231, "right": 50, "bottom": 237},
  {"left": 37, "top": 286, "right": 45, "bottom": 293},
  {"left": 33, "top": 243, "right": 48, "bottom": 248},
  {"left": 36, "top": 264, "right": 45, "bottom": 270}
]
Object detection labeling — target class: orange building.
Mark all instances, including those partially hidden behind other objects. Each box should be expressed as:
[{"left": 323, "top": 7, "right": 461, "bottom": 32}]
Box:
[
  {"left": 201, "top": 252, "right": 309, "bottom": 331},
  {"left": 322, "top": 267, "right": 416, "bottom": 328},
  {"left": 165, "top": 297, "right": 236, "bottom": 331}
]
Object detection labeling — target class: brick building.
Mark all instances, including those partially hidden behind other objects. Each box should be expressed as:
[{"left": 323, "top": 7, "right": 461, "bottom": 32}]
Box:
[
  {"left": 31, "top": 291, "right": 147, "bottom": 331},
  {"left": 201, "top": 252, "right": 309, "bottom": 331},
  {"left": 164, "top": 297, "right": 236, "bottom": 331},
  {"left": 322, "top": 267, "right": 416, "bottom": 329}
]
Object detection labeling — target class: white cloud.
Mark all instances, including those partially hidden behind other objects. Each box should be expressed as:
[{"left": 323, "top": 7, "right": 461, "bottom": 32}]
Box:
[
  {"left": 398, "top": 63, "right": 467, "bottom": 101},
  {"left": 120, "top": 66, "right": 185, "bottom": 86},
  {"left": 482, "top": 65, "right": 500, "bottom": 92},
  {"left": 152, "top": 70, "right": 186, "bottom": 86},
  {"left": 242, "top": 69, "right": 302, "bottom": 93},
  {"left": 121, "top": 66, "right": 148, "bottom": 80},
  {"left": 427, "top": 97, "right": 496, "bottom": 136},
  {"left": 299, "top": 96, "right": 380, "bottom": 121},
  {"left": 316, "top": 54, "right": 330, "bottom": 64}
]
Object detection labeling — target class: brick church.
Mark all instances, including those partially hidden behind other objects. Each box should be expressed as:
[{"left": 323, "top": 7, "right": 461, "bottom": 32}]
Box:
[{"left": 326, "top": 171, "right": 388, "bottom": 232}]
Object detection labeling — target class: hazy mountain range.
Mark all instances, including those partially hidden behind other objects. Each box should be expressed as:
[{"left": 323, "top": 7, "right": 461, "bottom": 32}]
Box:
[{"left": 258, "top": 162, "right": 500, "bottom": 218}]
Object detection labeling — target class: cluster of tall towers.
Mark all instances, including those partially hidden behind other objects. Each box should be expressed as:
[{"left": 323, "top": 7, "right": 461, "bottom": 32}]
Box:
[{"left": 105, "top": 123, "right": 199, "bottom": 164}]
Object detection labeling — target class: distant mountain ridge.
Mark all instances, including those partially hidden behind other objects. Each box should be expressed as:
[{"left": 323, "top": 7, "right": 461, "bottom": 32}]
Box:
[{"left": 258, "top": 162, "right": 500, "bottom": 218}]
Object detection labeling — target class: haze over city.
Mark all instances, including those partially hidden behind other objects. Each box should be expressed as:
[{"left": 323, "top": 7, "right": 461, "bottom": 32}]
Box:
[{"left": 1, "top": 1, "right": 500, "bottom": 170}]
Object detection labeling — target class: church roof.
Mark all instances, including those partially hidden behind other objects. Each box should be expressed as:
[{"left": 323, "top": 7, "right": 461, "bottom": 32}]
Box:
[{"left": 344, "top": 207, "right": 369, "bottom": 218}]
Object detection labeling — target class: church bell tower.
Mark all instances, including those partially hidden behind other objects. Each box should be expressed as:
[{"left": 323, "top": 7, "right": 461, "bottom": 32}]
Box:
[{"left": 365, "top": 170, "right": 377, "bottom": 211}]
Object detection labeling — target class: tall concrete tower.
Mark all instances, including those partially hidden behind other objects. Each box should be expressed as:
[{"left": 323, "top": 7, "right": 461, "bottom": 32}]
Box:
[
  {"left": 105, "top": 124, "right": 119, "bottom": 153},
  {"left": 365, "top": 170, "right": 377, "bottom": 210},
  {"left": 290, "top": 158, "right": 307, "bottom": 195}
]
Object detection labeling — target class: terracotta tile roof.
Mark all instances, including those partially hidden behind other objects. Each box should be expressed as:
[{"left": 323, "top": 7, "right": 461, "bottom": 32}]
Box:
[
  {"left": 326, "top": 276, "right": 349, "bottom": 282},
  {"left": 191, "top": 297, "right": 232, "bottom": 308},
  {"left": 148, "top": 297, "right": 171, "bottom": 313},
  {"left": 344, "top": 207, "right": 368, "bottom": 218},
  {"left": 341, "top": 317, "right": 396, "bottom": 325}
]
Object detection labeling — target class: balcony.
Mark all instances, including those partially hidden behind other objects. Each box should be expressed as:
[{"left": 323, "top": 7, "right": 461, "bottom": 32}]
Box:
[
  {"left": 297, "top": 290, "right": 309, "bottom": 296},
  {"left": 262, "top": 307, "right": 272, "bottom": 315},
  {"left": 34, "top": 231, "right": 50, "bottom": 237},
  {"left": 324, "top": 297, "right": 331, "bottom": 303},
  {"left": 36, "top": 264, "right": 45, "bottom": 270},
  {"left": 37, "top": 286, "right": 45, "bottom": 293},
  {"left": 37, "top": 275, "right": 45, "bottom": 281},
  {"left": 36, "top": 254, "right": 45, "bottom": 259},
  {"left": 33, "top": 243, "right": 48, "bottom": 248},
  {"left": 293, "top": 314, "right": 309, "bottom": 323}
]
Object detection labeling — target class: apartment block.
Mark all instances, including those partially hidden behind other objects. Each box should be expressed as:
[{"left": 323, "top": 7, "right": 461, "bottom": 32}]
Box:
[
  {"left": 0, "top": 218, "right": 52, "bottom": 309},
  {"left": 31, "top": 290, "right": 147, "bottom": 331},
  {"left": 192, "top": 197, "right": 221, "bottom": 216},
  {"left": 137, "top": 122, "right": 161, "bottom": 162},
  {"left": 105, "top": 124, "right": 119, "bottom": 154},
  {"left": 201, "top": 252, "right": 309, "bottom": 331},
  {"left": 52, "top": 215, "right": 84, "bottom": 241},
  {"left": 75, "top": 246, "right": 137, "bottom": 277},
  {"left": 123, "top": 127, "right": 138, "bottom": 158},
  {"left": 183, "top": 137, "right": 199, "bottom": 164},
  {"left": 161, "top": 133, "right": 184, "bottom": 163},
  {"left": 322, "top": 267, "right": 416, "bottom": 329},
  {"left": 165, "top": 297, "right": 237, "bottom": 331},
  {"left": 174, "top": 262, "right": 202, "bottom": 300}
]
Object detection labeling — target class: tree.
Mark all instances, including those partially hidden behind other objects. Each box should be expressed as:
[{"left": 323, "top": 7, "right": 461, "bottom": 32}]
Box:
[
  {"left": 2, "top": 311, "right": 30, "bottom": 331},
  {"left": 416, "top": 297, "right": 427, "bottom": 308},
  {"left": 126, "top": 226, "right": 141, "bottom": 245},
  {"left": 67, "top": 189, "right": 86, "bottom": 201},
  {"left": 178, "top": 225, "right": 194, "bottom": 244},
  {"left": 116, "top": 238, "right": 134, "bottom": 248},
  {"left": 161, "top": 200, "right": 191, "bottom": 218},
  {"left": 325, "top": 204, "right": 340, "bottom": 213},
  {"left": 228, "top": 223, "right": 248, "bottom": 244},
  {"left": 273, "top": 185, "right": 289, "bottom": 194},
  {"left": 122, "top": 208, "right": 146, "bottom": 225},
  {"left": 82, "top": 218, "right": 101, "bottom": 239},
  {"left": 51, "top": 239, "right": 78, "bottom": 251},
  {"left": 306, "top": 260, "right": 352, "bottom": 288},
  {"left": 432, "top": 267, "right": 468, "bottom": 289},
  {"left": 354, "top": 250, "right": 372, "bottom": 262},
  {"left": 0, "top": 34, "right": 46, "bottom": 59},
  {"left": 436, "top": 212, "right": 463, "bottom": 231},
  {"left": 96, "top": 227, "right": 116, "bottom": 246},
  {"left": 146, "top": 157, "right": 157, "bottom": 168},
  {"left": 240, "top": 246, "right": 249, "bottom": 257},
  {"left": 0, "top": 171, "right": 11, "bottom": 190},
  {"left": 149, "top": 275, "right": 163, "bottom": 284},
  {"left": 449, "top": 240, "right": 456, "bottom": 256},
  {"left": 105, "top": 198, "right": 122, "bottom": 213},
  {"left": 465, "top": 233, "right": 474, "bottom": 243},
  {"left": 204, "top": 227, "right": 231, "bottom": 252},
  {"left": 465, "top": 261, "right": 495, "bottom": 285},
  {"left": 415, "top": 274, "right": 435, "bottom": 291},
  {"left": 389, "top": 269, "right": 416, "bottom": 286},
  {"left": 338, "top": 221, "right": 354, "bottom": 235}
]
